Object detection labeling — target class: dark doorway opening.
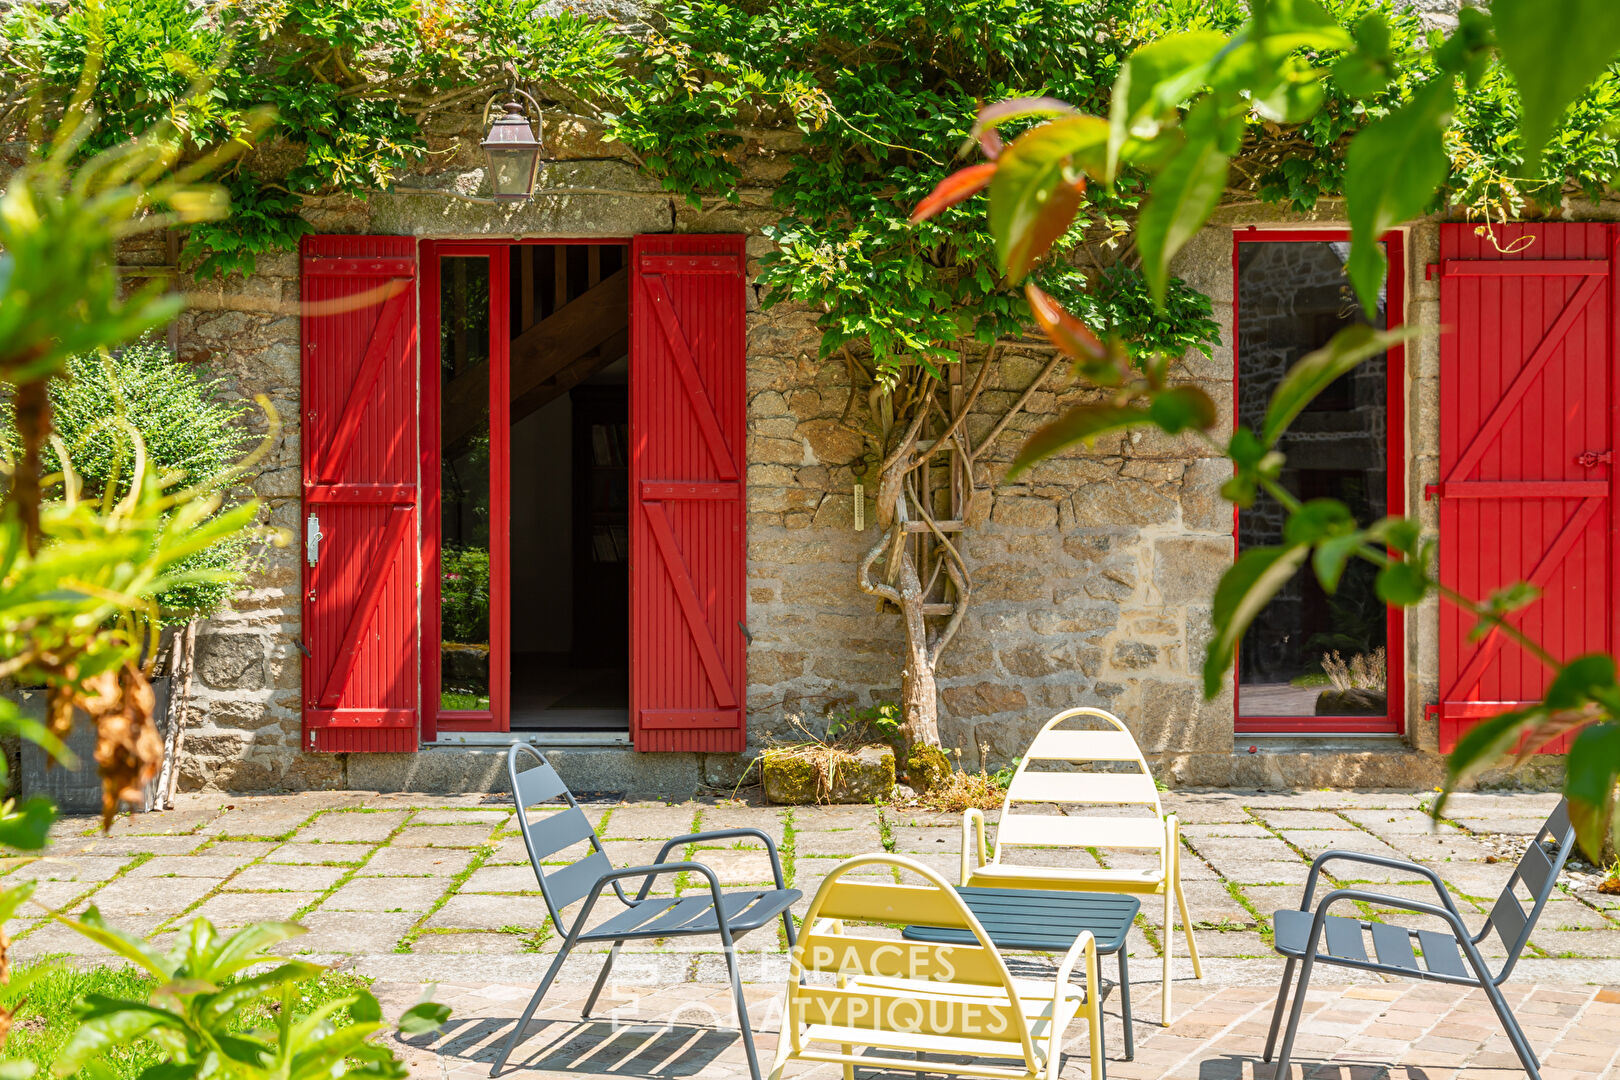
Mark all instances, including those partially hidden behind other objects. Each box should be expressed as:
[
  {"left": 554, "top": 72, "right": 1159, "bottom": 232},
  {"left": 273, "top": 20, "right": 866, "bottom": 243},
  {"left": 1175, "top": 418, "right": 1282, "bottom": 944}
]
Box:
[{"left": 505, "top": 243, "right": 630, "bottom": 732}]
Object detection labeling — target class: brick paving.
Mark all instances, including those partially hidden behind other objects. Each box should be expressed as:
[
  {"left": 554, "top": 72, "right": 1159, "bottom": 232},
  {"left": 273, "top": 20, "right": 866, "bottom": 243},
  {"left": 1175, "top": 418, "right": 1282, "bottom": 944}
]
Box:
[{"left": 5, "top": 787, "right": 1620, "bottom": 1076}]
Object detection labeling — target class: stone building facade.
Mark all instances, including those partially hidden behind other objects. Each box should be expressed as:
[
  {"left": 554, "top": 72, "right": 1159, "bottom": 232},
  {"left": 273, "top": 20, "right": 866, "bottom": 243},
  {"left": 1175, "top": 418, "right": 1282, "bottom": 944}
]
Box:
[{"left": 48, "top": 0, "right": 1587, "bottom": 796}]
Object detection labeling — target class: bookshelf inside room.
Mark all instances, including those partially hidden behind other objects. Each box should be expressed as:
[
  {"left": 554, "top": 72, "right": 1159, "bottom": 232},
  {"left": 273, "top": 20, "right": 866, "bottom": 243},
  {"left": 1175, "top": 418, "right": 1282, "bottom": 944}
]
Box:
[{"left": 570, "top": 384, "right": 630, "bottom": 658}]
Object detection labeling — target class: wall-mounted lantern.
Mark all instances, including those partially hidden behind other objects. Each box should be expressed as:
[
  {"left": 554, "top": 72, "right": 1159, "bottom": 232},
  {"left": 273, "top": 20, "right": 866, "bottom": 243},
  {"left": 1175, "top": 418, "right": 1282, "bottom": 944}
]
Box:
[{"left": 480, "top": 90, "right": 544, "bottom": 201}]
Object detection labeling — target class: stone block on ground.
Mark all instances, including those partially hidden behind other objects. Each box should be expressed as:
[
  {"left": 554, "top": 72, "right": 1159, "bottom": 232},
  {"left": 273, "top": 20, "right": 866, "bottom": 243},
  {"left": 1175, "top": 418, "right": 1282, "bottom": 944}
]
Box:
[{"left": 761, "top": 745, "right": 894, "bottom": 804}]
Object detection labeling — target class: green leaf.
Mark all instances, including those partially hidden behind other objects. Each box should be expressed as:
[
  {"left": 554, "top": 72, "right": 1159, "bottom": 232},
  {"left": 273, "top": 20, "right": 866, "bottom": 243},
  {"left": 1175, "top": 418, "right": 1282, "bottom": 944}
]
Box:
[
  {"left": 0, "top": 1061, "right": 39, "bottom": 1080},
  {"left": 989, "top": 115, "right": 1108, "bottom": 281},
  {"left": 53, "top": 908, "right": 171, "bottom": 980},
  {"left": 1440, "top": 703, "right": 1546, "bottom": 813},
  {"left": 1375, "top": 561, "right": 1428, "bottom": 606},
  {"left": 1010, "top": 403, "right": 1149, "bottom": 478},
  {"left": 1283, "top": 499, "right": 1356, "bottom": 546},
  {"left": 1136, "top": 131, "right": 1228, "bottom": 306},
  {"left": 1203, "top": 544, "right": 1309, "bottom": 698},
  {"left": 0, "top": 795, "right": 57, "bottom": 851},
  {"left": 1363, "top": 516, "right": 1422, "bottom": 557},
  {"left": 1494, "top": 0, "right": 1620, "bottom": 170},
  {"left": 398, "top": 1000, "right": 452, "bottom": 1036},
  {"left": 1313, "top": 533, "right": 1363, "bottom": 594},
  {"left": 1343, "top": 80, "right": 1453, "bottom": 314},
  {"left": 53, "top": 998, "right": 184, "bottom": 1075},
  {"left": 1262, "top": 325, "right": 1416, "bottom": 446},
  {"left": 1107, "top": 30, "right": 1228, "bottom": 180},
  {"left": 1565, "top": 723, "right": 1620, "bottom": 860},
  {"left": 1544, "top": 653, "right": 1617, "bottom": 713},
  {"left": 1250, "top": 0, "right": 1355, "bottom": 52},
  {"left": 1146, "top": 386, "right": 1217, "bottom": 434}
]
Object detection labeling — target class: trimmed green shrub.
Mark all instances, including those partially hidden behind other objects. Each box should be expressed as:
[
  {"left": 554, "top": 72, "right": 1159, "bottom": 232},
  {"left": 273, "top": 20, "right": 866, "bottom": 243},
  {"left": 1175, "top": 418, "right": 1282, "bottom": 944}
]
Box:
[{"left": 2, "top": 340, "right": 257, "bottom": 622}]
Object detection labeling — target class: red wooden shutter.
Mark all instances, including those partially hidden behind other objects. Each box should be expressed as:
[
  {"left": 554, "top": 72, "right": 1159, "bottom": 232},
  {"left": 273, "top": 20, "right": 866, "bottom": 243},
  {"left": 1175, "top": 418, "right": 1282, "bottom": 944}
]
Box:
[
  {"left": 629, "top": 235, "right": 748, "bottom": 752},
  {"left": 1436, "top": 223, "right": 1615, "bottom": 752},
  {"left": 301, "top": 236, "right": 420, "bottom": 752}
]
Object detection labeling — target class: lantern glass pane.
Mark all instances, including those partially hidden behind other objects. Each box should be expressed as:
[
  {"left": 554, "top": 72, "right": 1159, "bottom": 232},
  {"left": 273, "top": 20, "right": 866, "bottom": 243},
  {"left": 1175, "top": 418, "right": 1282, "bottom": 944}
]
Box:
[{"left": 487, "top": 147, "right": 536, "bottom": 198}]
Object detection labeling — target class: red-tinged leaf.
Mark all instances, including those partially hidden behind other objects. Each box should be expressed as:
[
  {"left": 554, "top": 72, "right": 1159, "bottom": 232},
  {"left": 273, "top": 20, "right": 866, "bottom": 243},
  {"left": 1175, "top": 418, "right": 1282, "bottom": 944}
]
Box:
[
  {"left": 1025, "top": 283, "right": 1104, "bottom": 362},
  {"left": 971, "top": 97, "right": 1077, "bottom": 138},
  {"left": 910, "top": 163, "right": 997, "bottom": 224},
  {"left": 1009, "top": 402, "right": 1149, "bottom": 478},
  {"left": 979, "top": 126, "right": 1004, "bottom": 161},
  {"left": 989, "top": 115, "right": 1107, "bottom": 281}
]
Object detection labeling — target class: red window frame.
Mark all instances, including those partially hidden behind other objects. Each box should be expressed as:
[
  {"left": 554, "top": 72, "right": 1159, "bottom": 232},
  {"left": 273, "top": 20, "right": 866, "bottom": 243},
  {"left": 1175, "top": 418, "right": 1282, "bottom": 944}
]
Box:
[
  {"left": 418, "top": 238, "right": 633, "bottom": 739},
  {"left": 1231, "top": 227, "right": 1407, "bottom": 735}
]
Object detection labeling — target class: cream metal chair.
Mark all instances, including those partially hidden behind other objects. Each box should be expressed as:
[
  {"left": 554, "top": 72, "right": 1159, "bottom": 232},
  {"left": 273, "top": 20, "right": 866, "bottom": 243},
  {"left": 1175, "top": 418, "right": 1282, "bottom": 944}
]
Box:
[
  {"left": 770, "top": 853, "right": 1101, "bottom": 1080},
  {"left": 961, "top": 707, "right": 1202, "bottom": 1025}
]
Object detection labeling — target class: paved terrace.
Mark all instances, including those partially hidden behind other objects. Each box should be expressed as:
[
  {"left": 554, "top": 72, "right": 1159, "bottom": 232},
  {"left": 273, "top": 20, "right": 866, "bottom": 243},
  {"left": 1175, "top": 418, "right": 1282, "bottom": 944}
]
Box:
[{"left": 5, "top": 788, "right": 1619, "bottom": 1078}]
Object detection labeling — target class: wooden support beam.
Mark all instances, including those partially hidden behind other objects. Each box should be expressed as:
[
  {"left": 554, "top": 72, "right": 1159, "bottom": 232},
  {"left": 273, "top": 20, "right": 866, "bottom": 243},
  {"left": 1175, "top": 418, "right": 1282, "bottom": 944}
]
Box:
[
  {"left": 554, "top": 246, "right": 568, "bottom": 312},
  {"left": 509, "top": 329, "right": 628, "bottom": 424},
  {"left": 903, "top": 520, "right": 964, "bottom": 532},
  {"left": 442, "top": 266, "right": 629, "bottom": 446}
]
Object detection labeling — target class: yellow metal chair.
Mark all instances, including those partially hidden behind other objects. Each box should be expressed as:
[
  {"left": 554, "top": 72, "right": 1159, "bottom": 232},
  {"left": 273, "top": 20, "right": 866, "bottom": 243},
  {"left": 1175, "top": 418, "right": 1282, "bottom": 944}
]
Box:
[
  {"left": 961, "top": 707, "right": 1202, "bottom": 1025},
  {"left": 770, "top": 853, "right": 1101, "bottom": 1080}
]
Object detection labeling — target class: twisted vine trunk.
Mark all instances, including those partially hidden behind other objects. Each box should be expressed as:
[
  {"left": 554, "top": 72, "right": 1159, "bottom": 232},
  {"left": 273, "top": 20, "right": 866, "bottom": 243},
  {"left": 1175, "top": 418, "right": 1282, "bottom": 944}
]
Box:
[{"left": 853, "top": 342, "right": 1063, "bottom": 747}]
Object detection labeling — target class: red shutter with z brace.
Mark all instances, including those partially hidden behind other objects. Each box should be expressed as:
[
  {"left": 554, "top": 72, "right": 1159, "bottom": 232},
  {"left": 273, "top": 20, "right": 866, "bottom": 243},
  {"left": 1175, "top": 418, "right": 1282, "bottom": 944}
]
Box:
[
  {"left": 630, "top": 235, "right": 748, "bottom": 752},
  {"left": 1436, "top": 223, "right": 1616, "bottom": 753},
  {"left": 301, "top": 236, "right": 420, "bottom": 752}
]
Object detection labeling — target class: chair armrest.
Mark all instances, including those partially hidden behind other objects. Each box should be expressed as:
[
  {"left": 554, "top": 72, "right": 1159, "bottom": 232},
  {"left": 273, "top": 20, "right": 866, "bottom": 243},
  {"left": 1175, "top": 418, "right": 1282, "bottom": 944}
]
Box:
[
  {"left": 578, "top": 860, "right": 730, "bottom": 937},
  {"left": 647, "top": 828, "right": 788, "bottom": 896},
  {"left": 1299, "top": 851, "right": 1464, "bottom": 922},
  {"left": 1053, "top": 928, "right": 1098, "bottom": 1003},
  {"left": 962, "top": 808, "right": 988, "bottom": 886}
]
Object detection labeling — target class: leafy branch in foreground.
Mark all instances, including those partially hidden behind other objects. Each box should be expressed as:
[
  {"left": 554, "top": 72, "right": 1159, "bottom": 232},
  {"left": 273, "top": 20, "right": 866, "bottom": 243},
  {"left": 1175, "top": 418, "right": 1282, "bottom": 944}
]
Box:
[{"left": 916, "top": 0, "right": 1620, "bottom": 858}]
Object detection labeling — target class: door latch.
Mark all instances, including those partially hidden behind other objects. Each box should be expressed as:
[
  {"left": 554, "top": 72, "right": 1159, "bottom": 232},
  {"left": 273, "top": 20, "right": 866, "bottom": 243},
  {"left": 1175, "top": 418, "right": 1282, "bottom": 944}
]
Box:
[
  {"left": 306, "top": 513, "right": 323, "bottom": 566},
  {"left": 1577, "top": 449, "right": 1613, "bottom": 468}
]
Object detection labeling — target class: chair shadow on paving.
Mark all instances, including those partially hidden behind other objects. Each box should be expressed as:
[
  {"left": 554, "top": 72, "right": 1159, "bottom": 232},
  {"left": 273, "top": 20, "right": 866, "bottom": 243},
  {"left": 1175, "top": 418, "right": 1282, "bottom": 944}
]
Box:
[
  {"left": 403, "top": 1015, "right": 746, "bottom": 1077},
  {"left": 1196, "top": 1053, "right": 1454, "bottom": 1080}
]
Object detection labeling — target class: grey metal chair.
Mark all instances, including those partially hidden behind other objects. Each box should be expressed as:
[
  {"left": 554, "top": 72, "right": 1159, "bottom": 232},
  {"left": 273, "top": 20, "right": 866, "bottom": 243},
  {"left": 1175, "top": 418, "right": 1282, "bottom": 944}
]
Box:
[
  {"left": 1264, "top": 799, "right": 1574, "bottom": 1080},
  {"left": 489, "top": 744, "right": 800, "bottom": 1079}
]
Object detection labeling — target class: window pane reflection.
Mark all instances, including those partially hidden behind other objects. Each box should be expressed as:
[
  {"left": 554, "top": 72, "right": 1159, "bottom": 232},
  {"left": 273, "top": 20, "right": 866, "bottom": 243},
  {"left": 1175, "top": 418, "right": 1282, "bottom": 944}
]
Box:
[
  {"left": 439, "top": 256, "right": 491, "bottom": 711},
  {"left": 1236, "top": 241, "right": 1388, "bottom": 718}
]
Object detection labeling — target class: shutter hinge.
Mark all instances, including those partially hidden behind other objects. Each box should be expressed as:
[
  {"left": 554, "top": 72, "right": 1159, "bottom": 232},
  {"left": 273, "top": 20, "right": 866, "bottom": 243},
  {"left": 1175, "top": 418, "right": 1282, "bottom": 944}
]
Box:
[
  {"left": 1426, "top": 262, "right": 1440, "bottom": 280},
  {"left": 1424, "top": 483, "right": 1443, "bottom": 501}
]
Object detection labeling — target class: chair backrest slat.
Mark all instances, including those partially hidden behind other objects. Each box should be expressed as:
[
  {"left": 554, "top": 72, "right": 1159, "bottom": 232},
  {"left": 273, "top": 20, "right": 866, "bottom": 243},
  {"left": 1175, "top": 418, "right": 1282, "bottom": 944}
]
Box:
[
  {"left": 993, "top": 708, "right": 1166, "bottom": 868},
  {"left": 514, "top": 758, "right": 569, "bottom": 806},
  {"left": 1515, "top": 838, "right": 1556, "bottom": 896},
  {"left": 790, "top": 855, "right": 1037, "bottom": 1067},
  {"left": 1006, "top": 769, "right": 1160, "bottom": 806},
  {"left": 524, "top": 804, "right": 596, "bottom": 861},
  {"left": 1022, "top": 729, "right": 1144, "bottom": 762},
  {"left": 1488, "top": 798, "right": 1575, "bottom": 974},
  {"left": 506, "top": 743, "right": 617, "bottom": 935},
  {"left": 543, "top": 848, "right": 615, "bottom": 910},
  {"left": 997, "top": 812, "right": 1164, "bottom": 850},
  {"left": 1491, "top": 892, "right": 1529, "bottom": 953},
  {"left": 797, "top": 930, "right": 1006, "bottom": 986},
  {"left": 812, "top": 880, "right": 972, "bottom": 928}
]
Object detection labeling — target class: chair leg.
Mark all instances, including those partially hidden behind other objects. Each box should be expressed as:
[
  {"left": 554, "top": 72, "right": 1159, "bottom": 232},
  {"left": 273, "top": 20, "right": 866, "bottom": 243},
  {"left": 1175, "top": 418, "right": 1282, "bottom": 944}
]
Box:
[
  {"left": 1118, "top": 948, "right": 1134, "bottom": 1061},
  {"left": 582, "top": 939, "right": 624, "bottom": 1017},
  {"left": 490, "top": 940, "right": 573, "bottom": 1077},
  {"left": 1160, "top": 886, "right": 1174, "bottom": 1025},
  {"left": 1262, "top": 957, "right": 1296, "bottom": 1063},
  {"left": 1173, "top": 868, "right": 1203, "bottom": 980},
  {"left": 1480, "top": 982, "right": 1542, "bottom": 1080},
  {"left": 1087, "top": 944, "right": 1105, "bottom": 1080},
  {"left": 1271, "top": 953, "right": 1316, "bottom": 1080},
  {"left": 724, "top": 942, "right": 764, "bottom": 1080}
]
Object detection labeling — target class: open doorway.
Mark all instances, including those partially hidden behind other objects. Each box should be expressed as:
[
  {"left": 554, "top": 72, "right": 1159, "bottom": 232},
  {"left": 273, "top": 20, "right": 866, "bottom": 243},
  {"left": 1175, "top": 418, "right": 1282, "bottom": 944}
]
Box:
[
  {"left": 507, "top": 244, "right": 629, "bottom": 730},
  {"left": 426, "top": 240, "right": 630, "bottom": 737}
]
